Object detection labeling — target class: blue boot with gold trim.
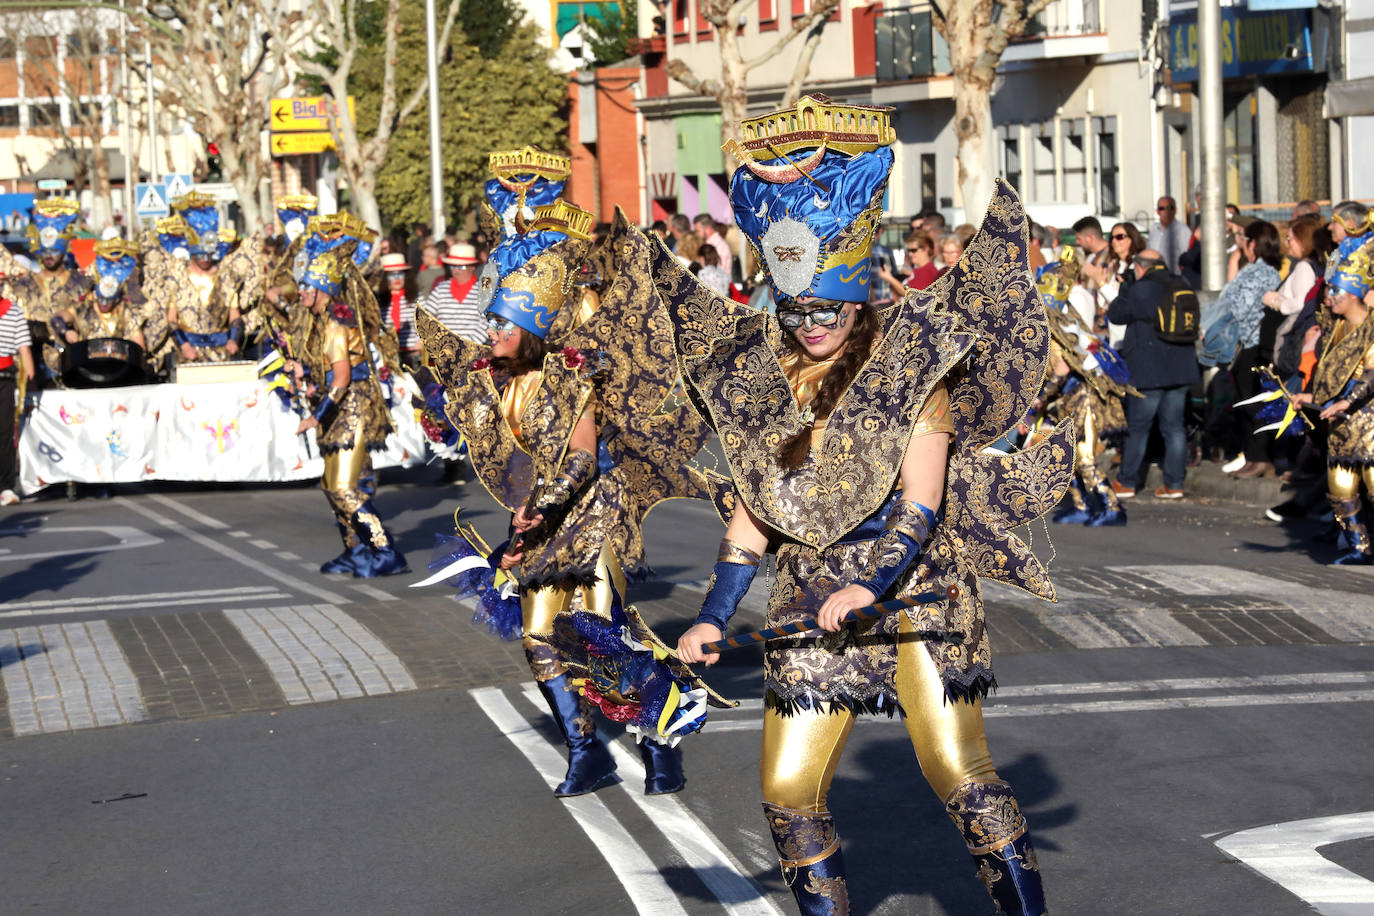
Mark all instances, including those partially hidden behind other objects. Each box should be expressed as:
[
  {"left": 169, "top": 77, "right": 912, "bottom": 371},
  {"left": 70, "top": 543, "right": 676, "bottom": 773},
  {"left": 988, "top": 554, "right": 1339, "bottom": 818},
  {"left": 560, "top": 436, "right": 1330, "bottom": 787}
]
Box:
[
  {"left": 945, "top": 778, "right": 1047, "bottom": 916},
  {"left": 762, "top": 802, "right": 850, "bottom": 915}
]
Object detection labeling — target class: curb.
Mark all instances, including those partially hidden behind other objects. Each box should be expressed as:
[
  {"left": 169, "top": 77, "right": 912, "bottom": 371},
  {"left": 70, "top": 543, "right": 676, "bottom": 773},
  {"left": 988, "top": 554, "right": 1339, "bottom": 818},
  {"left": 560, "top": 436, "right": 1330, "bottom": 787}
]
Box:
[{"left": 1109, "top": 462, "right": 1287, "bottom": 509}]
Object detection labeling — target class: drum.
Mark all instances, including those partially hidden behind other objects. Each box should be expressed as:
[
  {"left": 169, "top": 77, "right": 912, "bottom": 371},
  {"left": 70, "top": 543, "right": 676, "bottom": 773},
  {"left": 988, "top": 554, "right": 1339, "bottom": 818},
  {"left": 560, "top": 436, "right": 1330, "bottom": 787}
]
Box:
[{"left": 60, "top": 337, "right": 147, "bottom": 388}]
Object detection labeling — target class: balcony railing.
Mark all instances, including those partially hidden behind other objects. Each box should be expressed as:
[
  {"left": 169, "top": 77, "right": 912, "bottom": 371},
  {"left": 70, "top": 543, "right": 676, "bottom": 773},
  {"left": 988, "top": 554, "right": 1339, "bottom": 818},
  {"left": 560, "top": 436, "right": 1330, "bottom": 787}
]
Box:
[
  {"left": 1022, "top": 0, "right": 1104, "bottom": 38},
  {"left": 874, "top": 5, "right": 950, "bottom": 84}
]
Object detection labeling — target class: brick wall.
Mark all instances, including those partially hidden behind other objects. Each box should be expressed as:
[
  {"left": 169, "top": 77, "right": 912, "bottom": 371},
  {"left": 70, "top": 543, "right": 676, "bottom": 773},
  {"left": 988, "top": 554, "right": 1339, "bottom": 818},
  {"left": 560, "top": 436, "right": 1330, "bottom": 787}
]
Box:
[{"left": 566, "top": 65, "right": 643, "bottom": 225}]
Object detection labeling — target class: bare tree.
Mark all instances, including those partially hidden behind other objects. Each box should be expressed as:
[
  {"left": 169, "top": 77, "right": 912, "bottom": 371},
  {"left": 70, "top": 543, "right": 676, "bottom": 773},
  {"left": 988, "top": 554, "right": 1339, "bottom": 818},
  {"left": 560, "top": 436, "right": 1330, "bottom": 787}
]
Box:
[
  {"left": 132, "top": 1, "right": 298, "bottom": 230},
  {"left": 930, "top": 0, "right": 1051, "bottom": 222},
  {"left": 664, "top": 0, "right": 841, "bottom": 175},
  {"left": 15, "top": 9, "right": 118, "bottom": 228},
  {"left": 287, "top": 0, "right": 463, "bottom": 232}
]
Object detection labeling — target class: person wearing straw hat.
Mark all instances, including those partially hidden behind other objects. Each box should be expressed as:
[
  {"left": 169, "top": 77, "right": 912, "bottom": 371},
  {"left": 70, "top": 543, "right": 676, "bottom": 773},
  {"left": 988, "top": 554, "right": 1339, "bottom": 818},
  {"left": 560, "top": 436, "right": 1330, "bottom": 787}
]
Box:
[
  {"left": 378, "top": 252, "right": 420, "bottom": 368},
  {"left": 421, "top": 242, "right": 486, "bottom": 345},
  {"left": 667, "top": 94, "right": 1068, "bottom": 916}
]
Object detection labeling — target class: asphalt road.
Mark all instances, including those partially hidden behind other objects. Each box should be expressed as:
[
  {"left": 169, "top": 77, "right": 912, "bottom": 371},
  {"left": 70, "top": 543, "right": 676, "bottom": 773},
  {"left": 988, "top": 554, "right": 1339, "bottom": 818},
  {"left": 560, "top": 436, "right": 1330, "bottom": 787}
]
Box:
[{"left": 1, "top": 467, "right": 1372, "bottom": 915}]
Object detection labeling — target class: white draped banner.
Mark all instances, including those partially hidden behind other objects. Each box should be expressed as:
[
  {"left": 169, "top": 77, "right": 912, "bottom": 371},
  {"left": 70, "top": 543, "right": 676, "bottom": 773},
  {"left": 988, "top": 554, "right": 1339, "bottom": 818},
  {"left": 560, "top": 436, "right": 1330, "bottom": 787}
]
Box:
[{"left": 19, "top": 378, "right": 430, "bottom": 491}]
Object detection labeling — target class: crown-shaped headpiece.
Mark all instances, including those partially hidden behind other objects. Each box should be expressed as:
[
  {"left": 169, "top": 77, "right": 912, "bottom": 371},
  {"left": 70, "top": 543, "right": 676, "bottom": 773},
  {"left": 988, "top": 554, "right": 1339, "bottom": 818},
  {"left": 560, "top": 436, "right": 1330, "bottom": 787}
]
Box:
[
  {"left": 529, "top": 200, "right": 594, "bottom": 242},
  {"left": 28, "top": 198, "right": 81, "bottom": 255}
]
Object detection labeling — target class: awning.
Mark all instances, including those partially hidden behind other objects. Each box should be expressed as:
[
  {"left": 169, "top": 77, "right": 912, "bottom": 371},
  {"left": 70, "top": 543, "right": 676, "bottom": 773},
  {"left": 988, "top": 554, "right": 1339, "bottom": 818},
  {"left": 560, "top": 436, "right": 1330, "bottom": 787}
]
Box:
[
  {"left": 28, "top": 148, "right": 144, "bottom": 182},
  {"left": 1326, "top": 76, "right": 1374, "bottom": 118}
]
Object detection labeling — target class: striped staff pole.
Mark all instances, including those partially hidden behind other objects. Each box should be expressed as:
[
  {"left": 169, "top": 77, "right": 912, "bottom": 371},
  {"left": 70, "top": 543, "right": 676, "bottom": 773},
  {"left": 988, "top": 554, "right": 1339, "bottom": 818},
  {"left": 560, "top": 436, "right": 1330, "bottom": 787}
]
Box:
[{"left": 701, "top": 584, "right": 962, "bottom": 654}]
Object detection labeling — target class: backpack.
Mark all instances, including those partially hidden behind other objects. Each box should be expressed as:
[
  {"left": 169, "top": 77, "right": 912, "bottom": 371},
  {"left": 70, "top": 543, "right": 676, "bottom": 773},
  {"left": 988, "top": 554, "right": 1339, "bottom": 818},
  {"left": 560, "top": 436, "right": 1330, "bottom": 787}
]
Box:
[{"left": 1154, "top": 273, "right": 1201, "bottom": 344}]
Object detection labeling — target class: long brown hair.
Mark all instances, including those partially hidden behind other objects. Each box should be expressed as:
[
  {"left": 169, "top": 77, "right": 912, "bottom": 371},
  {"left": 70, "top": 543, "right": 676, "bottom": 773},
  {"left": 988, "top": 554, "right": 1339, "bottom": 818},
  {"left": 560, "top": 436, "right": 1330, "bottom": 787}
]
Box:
[
  {"left": 491, "top": 327, "right": 550, "bottom": 375},
  {"left": 777, "top": 304, "right": 880, "bottom": 470}
]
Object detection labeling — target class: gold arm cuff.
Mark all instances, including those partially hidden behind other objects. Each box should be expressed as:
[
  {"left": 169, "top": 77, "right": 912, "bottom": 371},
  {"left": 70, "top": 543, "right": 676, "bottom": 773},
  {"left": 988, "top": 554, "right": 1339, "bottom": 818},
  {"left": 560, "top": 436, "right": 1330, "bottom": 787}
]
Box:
[{"left": 717, "top": 538, "right": 762, "bottom": 566}]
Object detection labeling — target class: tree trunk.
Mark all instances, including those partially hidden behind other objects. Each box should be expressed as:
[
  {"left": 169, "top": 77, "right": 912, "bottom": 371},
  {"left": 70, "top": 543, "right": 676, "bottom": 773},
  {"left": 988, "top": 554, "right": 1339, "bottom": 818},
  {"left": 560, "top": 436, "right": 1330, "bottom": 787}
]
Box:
[
  {"left": 952, "top": 72, "right": 995, "bottom": 225},
  {"left": 90, "top": 141, "right": 113, "bottom": 230},
  {"left": 219, "top": 136, "right": 263, "bottom": 230}
]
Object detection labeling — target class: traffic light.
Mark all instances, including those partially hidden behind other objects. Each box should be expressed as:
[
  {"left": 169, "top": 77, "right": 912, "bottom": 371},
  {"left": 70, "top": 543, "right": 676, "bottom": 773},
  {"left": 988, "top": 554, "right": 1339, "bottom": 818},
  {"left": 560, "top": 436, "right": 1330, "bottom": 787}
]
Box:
[{"left": 207, "top": 142, "right": 222, "bottom": 182}]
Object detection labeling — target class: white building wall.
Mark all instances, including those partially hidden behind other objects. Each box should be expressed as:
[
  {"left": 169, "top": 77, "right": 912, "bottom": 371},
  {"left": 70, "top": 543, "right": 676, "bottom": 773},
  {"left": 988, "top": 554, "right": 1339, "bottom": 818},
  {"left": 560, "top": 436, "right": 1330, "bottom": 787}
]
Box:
[{"left": 1344, "top": 0, "right": 1374, "bottom": 199}]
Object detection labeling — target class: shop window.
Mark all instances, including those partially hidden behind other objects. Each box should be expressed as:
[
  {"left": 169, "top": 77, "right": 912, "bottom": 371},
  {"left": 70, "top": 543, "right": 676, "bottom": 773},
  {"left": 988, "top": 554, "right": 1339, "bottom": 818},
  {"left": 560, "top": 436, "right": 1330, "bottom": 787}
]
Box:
[
  {"left": 1062, "top": 125, "right": 1086, "bottom": 204},
  {"left": 0, "top": 37, "right": 15, "bottom": 59},
  {"left": 29, "top": 101, "right": 61, "bottom": 128},
  {"left": 0, "top": 105, "right": 18, "bottom": 128},
  {"left": 1001, "top": 132, "right": 1022, "bottom": 198},
  {"left": 759, "top": 0, "right": 777, "bottom": 31},
  {"left": 1224, "top": 89, "right": 1257, "bottom": 206},
  {"left": 1096, "top": 117, "right": 1119, "bottom": 216},
  {"left": 920, "top": 153, "right": 936, "bottom": 212},
  {"left": 24, "top": 35, "right": 57, "bottom": 59}
]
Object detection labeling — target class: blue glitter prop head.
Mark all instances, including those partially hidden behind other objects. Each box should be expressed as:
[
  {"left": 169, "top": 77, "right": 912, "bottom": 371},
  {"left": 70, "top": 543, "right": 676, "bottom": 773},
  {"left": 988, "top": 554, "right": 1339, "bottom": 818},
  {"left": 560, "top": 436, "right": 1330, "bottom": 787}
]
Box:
[
  {"left": 728, "top": 94, "right": 896, "bottom": 305},
  {"left": 172, "top": 191, "right": 220, "bottom": 258},
  {"left": 93, "top": 239, "right": 138, "bottom": 303},
  {"left": 485, "top": 146, "right": 571, "bottom": 241},
  {"left": 1331, "top": 243, "right": 1373, "bottom": 300},
  {"left": 28, "top": 198, "right": 81, "bottom": 256},
  {"left": 275, "top": 193, "right": 318, "bottom": 243}
]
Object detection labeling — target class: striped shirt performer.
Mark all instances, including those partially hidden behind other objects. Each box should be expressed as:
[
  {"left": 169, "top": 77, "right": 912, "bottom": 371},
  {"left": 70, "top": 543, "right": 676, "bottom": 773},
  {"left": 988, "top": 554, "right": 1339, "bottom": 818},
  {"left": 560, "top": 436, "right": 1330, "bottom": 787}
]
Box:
[{"left": 422, "top": 243, "right": 486, "bottom": 345}]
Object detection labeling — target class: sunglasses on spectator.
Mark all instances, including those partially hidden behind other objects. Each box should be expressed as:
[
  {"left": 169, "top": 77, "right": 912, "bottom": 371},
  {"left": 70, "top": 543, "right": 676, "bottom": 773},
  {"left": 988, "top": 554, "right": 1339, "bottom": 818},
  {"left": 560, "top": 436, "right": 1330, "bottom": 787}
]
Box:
[
  {"left": 1111, "top": 233, "right": 1129, "bottom": 241},
  {"left": 777, "top": 300, "right": 848, "bottom": 330},
  {"left": 1157, "top": 205, "right": 1176, "bottom": 212}
]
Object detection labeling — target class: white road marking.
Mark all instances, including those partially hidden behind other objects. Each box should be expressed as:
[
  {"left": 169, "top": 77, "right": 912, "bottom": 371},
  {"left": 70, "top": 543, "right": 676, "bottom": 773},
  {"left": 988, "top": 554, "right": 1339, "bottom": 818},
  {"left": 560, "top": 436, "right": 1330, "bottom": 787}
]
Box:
[
  {"left": 982, "top": 580, "right": 1209, "bottom": 650},
  {"left": 517, "top": 685, "right": 783, "bottom": 916},
  {"left": 249, "top": 539, "right": 279, "bottom": 550},
  {"left": 122, "top": 499, "right": 348, "bottom": 604},
  {"left": 143, "top": 492, "right": 230, "bottom": 530},
  {"left": 1214, "top": 811, "right": 1374, "bottom": 914},
  {"left": 1, "top": 586, "right": 282, "bottom": 614},
  {"left": 0, "top": 593, "right": 292, "bottom": 619},
  {"left": 229, "top": 530, "right": 252, "bottom": 538},
  {"left": 279, "top": 551, "right": 301, "bottom": 561},
  {"left": 1115, "top": 564, "right": 1374, "bottom": 642},
  {"left": 223, "top": 605, "right": 415, "bottom": 704},
  {"left": 0, "top": 621, "right": 146, "bottom": 736},
  {"left": 471, "top": 687, "right": 689, "bottom": 916},
  {"left": 0, "top": 525, "right": 164, "bottom": 562},
  {"left": 349, "top": 584, "right": 398, "bottom": 602}
]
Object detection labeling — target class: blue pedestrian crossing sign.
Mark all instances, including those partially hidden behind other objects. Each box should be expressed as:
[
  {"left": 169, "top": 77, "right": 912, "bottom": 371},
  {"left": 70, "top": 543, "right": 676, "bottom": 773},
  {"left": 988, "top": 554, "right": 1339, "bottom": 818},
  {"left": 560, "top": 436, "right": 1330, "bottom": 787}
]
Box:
[
  {"left": 163, "top": 173, "right": 193, "bottom": 202},
  {"left": 135, "top": 183, "right": 169, "bottom": 218}
]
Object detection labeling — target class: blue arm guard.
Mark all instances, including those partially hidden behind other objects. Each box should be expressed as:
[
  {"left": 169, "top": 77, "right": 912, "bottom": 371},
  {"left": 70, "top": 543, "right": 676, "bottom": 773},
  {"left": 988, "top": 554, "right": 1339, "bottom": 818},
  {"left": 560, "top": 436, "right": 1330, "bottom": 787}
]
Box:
[
  {"left": 694, "top": 539, "right": 762, "bottom": 631},
  {"left": 852, "top": 499, "right": 937, "bottom": 599}
]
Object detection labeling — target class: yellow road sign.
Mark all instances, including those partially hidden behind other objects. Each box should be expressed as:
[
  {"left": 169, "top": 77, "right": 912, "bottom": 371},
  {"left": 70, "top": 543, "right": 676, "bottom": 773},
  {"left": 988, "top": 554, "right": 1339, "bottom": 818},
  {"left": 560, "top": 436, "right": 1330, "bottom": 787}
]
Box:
[
  {"left": 270, "top": 132, "right": 336, "bottom": 157},
  {"left": 269, "top": 96, "right": 356, "bottom": 132}
]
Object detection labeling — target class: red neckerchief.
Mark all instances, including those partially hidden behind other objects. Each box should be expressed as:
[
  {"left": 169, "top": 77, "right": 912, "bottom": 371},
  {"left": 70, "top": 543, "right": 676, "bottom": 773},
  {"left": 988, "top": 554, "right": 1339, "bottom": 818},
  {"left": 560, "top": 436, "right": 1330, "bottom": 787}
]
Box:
[
  {"left": 390, "top": 290, "right": 404, "bottom": 330},
  {"left": 450, "top": 275, "right": 477, "bottom": 302}
]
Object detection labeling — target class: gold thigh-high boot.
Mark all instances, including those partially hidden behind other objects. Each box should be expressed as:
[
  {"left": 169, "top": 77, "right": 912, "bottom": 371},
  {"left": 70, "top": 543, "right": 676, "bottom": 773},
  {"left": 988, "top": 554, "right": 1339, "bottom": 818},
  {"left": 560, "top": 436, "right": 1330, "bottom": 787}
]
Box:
[
  {"left": 896, "top": 616, "right": 1047, "bottom": 915},
  {"left": 321, "top": 426, "right": 406, "bottom": 577},
  {"left": 1328, "top": 465, "right": 1373, "bottom": 565},
  {"left": 1079, "top": 406, "right": 1124, "bottom": 527},
  {"left": 759, "top": 707, "right": 855, "bottom": 915},
  {"left": 319, "top": 452, "right": 363, "bottom": 574},
  {"left": 525, "top": 584, "right": 617, "bottom": 797}
]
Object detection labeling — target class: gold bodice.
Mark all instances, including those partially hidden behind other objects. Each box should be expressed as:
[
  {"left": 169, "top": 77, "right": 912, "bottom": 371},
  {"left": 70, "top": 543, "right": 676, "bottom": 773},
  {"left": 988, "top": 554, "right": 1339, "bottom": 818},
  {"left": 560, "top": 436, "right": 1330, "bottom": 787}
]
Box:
[{"left": 499, "top": 369, "right": 544, "bottom": 448}]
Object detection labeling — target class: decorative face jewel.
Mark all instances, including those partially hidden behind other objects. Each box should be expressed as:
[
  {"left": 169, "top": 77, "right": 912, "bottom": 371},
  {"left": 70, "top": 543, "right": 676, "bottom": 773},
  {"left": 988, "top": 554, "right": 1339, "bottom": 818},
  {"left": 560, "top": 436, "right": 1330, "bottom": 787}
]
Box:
[
  {"left": 284, "top": 217, "right": 305, "bottom": 242},
  {"left": 39, "top": 226, "right": 59, "bottom": 249},
  {"left": 97, "top": 276, "right": 120, "bottom": 299},
  {"left": 292, "top": 249, "right": 309, "bottom": 282},
  {"left": 760, "top": 217, "right": 820, "bottom": 298}
]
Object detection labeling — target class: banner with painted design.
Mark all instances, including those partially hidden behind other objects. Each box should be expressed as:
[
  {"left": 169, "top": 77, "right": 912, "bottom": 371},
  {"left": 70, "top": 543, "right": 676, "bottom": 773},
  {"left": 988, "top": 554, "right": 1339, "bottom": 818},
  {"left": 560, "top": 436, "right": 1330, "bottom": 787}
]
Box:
[{"left": 19, "top": 379, "right": 430, "bottom": 491}]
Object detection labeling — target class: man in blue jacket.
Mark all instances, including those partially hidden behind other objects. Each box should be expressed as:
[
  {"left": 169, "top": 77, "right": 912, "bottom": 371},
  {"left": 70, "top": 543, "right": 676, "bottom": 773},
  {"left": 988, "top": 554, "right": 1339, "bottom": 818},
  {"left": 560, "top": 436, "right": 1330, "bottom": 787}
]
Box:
[{"left": 1108, "top": 250, "right": 1200, "bottom": 499}]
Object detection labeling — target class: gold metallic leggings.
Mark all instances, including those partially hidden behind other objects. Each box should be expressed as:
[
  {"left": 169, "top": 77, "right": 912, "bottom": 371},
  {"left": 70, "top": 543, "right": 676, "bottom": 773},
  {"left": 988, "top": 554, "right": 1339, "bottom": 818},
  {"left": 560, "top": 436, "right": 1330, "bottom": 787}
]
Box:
[
  {"left": 1328, "top": 465, "right": 1374, "bottom": 501},
  {"left": 760, "top": 615, "right": 997, "bottom": 811},
  {"left": 321, "top": 422, "right": 387, "bottom": 550},
  {"left": 520, "top": 544, "right": 628, "bottom": 682}
]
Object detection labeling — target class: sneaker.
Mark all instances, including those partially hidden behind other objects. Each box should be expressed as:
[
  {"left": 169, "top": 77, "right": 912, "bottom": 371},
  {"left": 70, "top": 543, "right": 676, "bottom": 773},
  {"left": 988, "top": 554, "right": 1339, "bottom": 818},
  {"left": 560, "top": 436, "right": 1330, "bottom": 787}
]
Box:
[
  {"left": 0, "top": 489, "right": 17, "bottom": 506},
  {"left": 1266, "top": 499, "right": 1306, "bottom": 522},
  {"left": 1221, "top": 453, "right": 1247, "bottom": 474},
  {"left": 1153, "top": 487, "right": 1184, "bottom": 499},
  {"left": 1110, "top": 479, "right": 1136, "bottom": 499}
]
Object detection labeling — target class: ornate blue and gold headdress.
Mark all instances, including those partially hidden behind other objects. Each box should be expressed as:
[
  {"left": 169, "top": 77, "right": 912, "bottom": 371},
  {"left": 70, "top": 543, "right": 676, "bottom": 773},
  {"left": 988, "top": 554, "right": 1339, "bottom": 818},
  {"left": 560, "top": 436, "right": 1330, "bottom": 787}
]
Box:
[
  {"left": 302, "top": 248, "right": 346, "bottom": 299},
  {"left": 28, "top": 198, "right": 81, "bottom": 256},
  {"left": 276, "top": 193, "right": 318, "bottom": 243},
  {"left": 484, "top": 198, "right": 594, "bottom": 339},
  {"left": 93, "top": 238, "right": 138, "bottom": 302},
  {"left": 1036, "top": 246, "right": 1079, "bottom": 311},
  {"left": 172, "top": 191, "right": 220, "bottom": 258},
  {"left": 484, "top": 146, "right": 571, "bottom": 241},
  {"left": 727, "top": 94, "right": 896, "bottom": 304},
  {"left": 1331, "top": 243, "right": 1374, "bottom": 300},
  {"left": 156, "top": 215, "right": 191, "bottom": 259}
]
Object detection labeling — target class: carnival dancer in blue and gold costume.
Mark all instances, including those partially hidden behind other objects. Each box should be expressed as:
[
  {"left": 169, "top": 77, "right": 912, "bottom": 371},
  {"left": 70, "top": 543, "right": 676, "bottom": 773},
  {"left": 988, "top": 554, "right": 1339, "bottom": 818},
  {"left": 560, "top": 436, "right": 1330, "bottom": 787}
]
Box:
[
  {"left": 54, "top": 239, "right": 146, "bottom": 349},
  {"left": 1292, "top": 243, "right": 1374, "bottom": 564},
  {"left": 290, "top": 233, "right": 406, "bottom": 578},
  {"left": 11, "top": 198, "right": 91, "bottom": 383},
  {"left": 163, "top": 192, "right": 243, "bottom": 366},
  {"left": 1033, "top": 247, "right": 1138, "bottom": 527},
  {"left": 667, "top": 95, "right": 1072, "bottom": 915},
  {"left": 416, "top": 147, "right": 715, "bottom": 797}
]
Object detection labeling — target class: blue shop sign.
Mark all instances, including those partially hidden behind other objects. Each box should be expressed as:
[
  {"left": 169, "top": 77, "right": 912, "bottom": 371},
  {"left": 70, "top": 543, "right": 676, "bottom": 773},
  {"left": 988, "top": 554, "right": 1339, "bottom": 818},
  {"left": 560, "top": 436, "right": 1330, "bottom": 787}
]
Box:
[{"left": 1170, "top": 6, "right": 1315, "bottom": 83}]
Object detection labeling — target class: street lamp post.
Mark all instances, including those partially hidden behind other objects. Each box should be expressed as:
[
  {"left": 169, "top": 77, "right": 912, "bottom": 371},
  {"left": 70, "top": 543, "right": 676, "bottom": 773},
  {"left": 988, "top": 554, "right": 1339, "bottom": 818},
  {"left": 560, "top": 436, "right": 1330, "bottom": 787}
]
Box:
[
  {"left": 144, "top": 35, "right": 157, "bottom": 185},
  {"left": 1197, "top": 0, "right": 1225, "bottom": 291},
  {"left": 424, "top": 0, "right": 444, "bottom": 238}
]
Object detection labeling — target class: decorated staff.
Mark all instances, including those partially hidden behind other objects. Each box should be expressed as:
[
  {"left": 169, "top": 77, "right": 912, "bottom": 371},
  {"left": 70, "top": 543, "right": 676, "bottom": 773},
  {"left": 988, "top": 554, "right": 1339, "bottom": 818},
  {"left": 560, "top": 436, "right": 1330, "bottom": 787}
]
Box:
[
  {"left": 665, "top": 94, "right": 1071, "bottom": 916},
  {"left": 417, "top": 146, "right": 714, "bottom": 798}
]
